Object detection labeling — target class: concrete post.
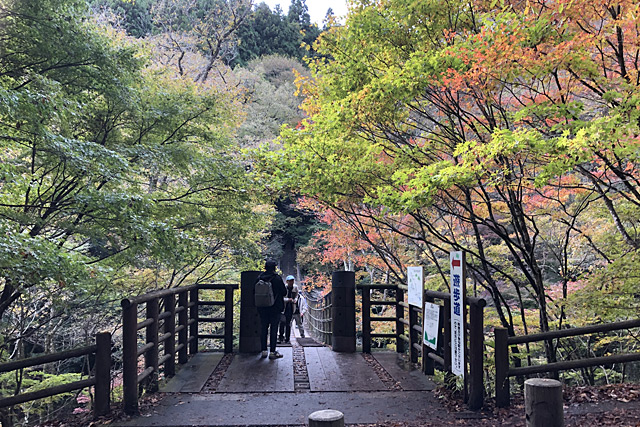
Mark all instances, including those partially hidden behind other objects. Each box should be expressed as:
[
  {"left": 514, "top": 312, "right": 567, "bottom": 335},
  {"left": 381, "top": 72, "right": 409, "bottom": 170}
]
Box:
[
  {"left": 525, "top": 378, "right": 564, "bottom": 427},
  {"left": 308, "top": 409, "right": 345, "bottom": 427},
  {"left": 239, "top": 271, "right": 261, "bottom": 353},
  {"left": 331, "top": 271, "right": 356, "bottom": 353}
]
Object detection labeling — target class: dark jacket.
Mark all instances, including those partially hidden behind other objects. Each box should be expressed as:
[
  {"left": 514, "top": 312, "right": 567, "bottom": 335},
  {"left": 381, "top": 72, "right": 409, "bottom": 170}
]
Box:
[{"left": 256, "top": 270, "right": 286, "bottom": 313}]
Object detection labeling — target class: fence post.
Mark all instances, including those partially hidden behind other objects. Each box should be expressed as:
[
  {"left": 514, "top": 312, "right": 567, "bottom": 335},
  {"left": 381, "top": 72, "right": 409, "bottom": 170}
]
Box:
[
  {"left": 224, "top": 285, "right": 234, "bottom": 353},
  {"left": 362, "top": 286, "right": 371, "bottom": 353},
  {"left": 163, "top": 294, "right": 176, "bottom": 377},
  {"left": 145, "top": 298, "right": 159, "bottom": 392},
  {"left": 423, "top": 295, "right": 434, "bottom": 375},
  {"left": 495, "top": 326, "right": 510, "bottom": 407},
  {"left": 409, "top": 305, "right": 419, "bottom": 363},
  {"left": 396, "top": 287, "right": 405, "bottom": 353},
  {"left": 178, "top": 291, "right": 188, "bottom": 364},
  {"left": 121, "top": 300, "right": 138, "bottom": 415},
  {"left": 468, "top": 301, "right": 485, "bottom": 410},
  {"left": 94, "top": 331, "right": 111, "bottom": 417},
  {"left": 525, "top": 378, "right": 564, "bottom": 427},
  {"left": 189, "top": 288, "right": 199, "bottom": 355}
]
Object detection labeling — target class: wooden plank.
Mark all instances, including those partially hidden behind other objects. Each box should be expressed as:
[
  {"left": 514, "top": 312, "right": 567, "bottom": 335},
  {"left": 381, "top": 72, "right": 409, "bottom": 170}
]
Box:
[
  {"left": 159, "top": 353, "right": 223, "bottom": 393},
  {"left": 305, "top": 347, "right": 386, "bottom": 392},
  {"left": 215, "top": 348, "right": 294, "bottom": 393},
  {"left": 372, "top": 352, "right": 435, "bottom": 391}
]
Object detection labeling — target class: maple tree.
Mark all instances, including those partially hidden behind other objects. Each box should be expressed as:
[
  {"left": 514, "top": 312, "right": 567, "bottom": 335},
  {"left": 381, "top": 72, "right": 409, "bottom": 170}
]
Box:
[{"left": 255, "top": 0, "right": 640, "bottom": 372}]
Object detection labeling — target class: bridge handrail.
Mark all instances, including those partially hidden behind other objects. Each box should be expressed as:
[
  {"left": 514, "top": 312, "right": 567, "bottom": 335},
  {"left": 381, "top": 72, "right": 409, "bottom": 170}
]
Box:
[
  {"left": 303, "top": 290, "right": 332, "bottom": 344},
  {"left": 121, "top": 283, "right": 236, "bottom": 415}
]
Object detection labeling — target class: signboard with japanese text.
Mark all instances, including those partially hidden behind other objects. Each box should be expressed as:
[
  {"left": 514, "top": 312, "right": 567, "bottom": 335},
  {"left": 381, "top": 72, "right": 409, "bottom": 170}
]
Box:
[
  {"left": 407, "top": 266, "right": 423, "bottom": 307},
  {"left": 423, "top": 302, "right": 440, "bottom": 350},
  {"left": 450, "top": 251, "right": 465, "bottom": 377}
]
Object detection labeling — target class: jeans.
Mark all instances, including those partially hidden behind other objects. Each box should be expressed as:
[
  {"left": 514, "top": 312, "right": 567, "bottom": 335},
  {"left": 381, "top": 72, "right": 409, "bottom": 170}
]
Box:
[{"left": 259, "top": 308, "right": 281, "bottom": 352}]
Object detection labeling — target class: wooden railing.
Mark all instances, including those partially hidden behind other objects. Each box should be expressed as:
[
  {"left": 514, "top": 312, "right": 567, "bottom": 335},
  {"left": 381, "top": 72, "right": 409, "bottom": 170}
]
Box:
[
  {"left": 304, "top": 291, "right": 332, "bottom": 345},
  {"left": 121, "top": 283, "right": 237, "bottom": 414},
  {"left": 0, "top": 332, "right": 111, "bottom": 418},
  {"left": 495, "top": 318, "right": 640, "bottom": 407},
  {"left": 422, "top": 290, "right": 486, "bottom": 410},
  {"left": 359, "top": 284, "right": 486, "bottom": 410},
  {"left": 359, "top": 284, "right": 405, "bottom": 354}
]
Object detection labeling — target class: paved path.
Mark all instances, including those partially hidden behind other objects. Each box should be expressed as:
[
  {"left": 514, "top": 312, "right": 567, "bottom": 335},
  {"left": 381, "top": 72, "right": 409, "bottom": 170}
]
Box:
[{"left": 114, "top": 337, "right": 447, "bottom": 426}]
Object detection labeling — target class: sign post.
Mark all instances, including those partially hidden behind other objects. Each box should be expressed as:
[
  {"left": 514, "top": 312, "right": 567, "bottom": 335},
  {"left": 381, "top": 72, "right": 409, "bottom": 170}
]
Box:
[
  {"left": 450, "top": 251, "right": 465, "bottom": 378},
  {"left": 407, "top": 266, "right": 423, "bottom": 307},
  {"left": 423, "top": 302, "right": 440, "bottom": 350}
]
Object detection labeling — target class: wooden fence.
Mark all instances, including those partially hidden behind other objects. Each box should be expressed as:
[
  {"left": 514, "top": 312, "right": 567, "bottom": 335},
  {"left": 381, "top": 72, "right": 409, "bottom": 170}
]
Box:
[
  {"left": 0, "top": 332, "right": 111, "bottom": 418},
  {"left": 495, "top": 318, "right": 640, "bottom": 407},
  {"left": 121, "top": 283, "right": 237, "bottom": 414},
  {"left": 359, "top": 284, "right": 405, "bottom": 353},
  {"left": 359, "top": 284, "right": 486, "bottom": 410}
]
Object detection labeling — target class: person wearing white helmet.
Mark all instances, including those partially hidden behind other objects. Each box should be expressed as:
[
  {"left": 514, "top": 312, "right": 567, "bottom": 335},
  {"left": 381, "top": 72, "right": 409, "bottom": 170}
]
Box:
[{"left": 278, "top": 275, "right": 301, "bottom": 343}]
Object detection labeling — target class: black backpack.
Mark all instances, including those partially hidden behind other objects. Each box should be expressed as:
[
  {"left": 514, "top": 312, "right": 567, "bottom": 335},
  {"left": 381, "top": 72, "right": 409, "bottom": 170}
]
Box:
[{"left": 254, "top": 278, "right": 275, "bottom": 307}]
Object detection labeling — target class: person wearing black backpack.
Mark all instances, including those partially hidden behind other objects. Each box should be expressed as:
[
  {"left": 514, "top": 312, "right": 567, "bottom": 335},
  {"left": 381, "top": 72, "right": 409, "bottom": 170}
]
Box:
[{"left": 256, "top": 260, "right": 287, "bottom": 359}]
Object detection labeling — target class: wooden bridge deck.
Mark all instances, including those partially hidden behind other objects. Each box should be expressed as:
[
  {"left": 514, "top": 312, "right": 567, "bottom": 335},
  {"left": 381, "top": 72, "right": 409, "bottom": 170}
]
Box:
[{"left": 114, "top": 336, "right": 450, "bottom": 426}]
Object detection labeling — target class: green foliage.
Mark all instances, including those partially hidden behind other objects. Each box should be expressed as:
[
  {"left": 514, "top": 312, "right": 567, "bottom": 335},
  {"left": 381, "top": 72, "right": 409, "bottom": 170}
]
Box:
[
  {"left": 0, "top": 0, "right": 266, "bottom": 349},
  {"left": 233, "top": 0, "right": 321, "bottom": 67}
]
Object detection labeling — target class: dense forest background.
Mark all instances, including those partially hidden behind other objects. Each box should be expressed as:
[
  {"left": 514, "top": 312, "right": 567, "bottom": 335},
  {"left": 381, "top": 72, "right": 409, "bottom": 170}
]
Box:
[{"left": 2, "top": 0, "right": 640, "bottom": 425}]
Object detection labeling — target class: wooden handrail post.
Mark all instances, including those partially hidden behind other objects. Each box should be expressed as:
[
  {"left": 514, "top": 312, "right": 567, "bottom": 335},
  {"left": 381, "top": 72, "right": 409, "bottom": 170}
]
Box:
[
  {"left": 495, "top": 326, "right": 510, "bottom": 407},
  {"left": 145, "top": 298, "right": 159, "bottom": 392},
  {"left": 443, "top": 301, "right": 455, "bottom": 386},
  {"left": 178, "top": 291, "right": 188, "bottom": 364},
  {"left": 121, "top": 301, "right": 138, "bottom": 415},
  {"left": 189, "top": 288, "right": 199, "bottom": 355},
  {"left": 468, "top": 302, "right": 484, "bottom": 410},
  {"left": 409, "top": 305, "right": 419, "bottom": 363},
  {"left": 362, "top": 286, "right": 371, "bottom": 353},
  {"left": 94, "top": 331, "right": 111, "bottom": 417},
  {"left": 396, "top": 287, "right": 405, "bottom": 353},
  {"left": 224, "top": 285, "right": 234, "bottom": 353},
  {"left": 423, "top": 296, "right": 435, "bottom": 375},
  {"left": 163, "top": 295, "right": 176, "bottom": 377}
]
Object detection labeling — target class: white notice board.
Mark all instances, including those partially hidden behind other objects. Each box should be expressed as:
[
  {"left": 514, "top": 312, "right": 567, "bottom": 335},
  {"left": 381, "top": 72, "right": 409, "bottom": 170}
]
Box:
[
  {"left": 450, "top": 251, "right": 465, "bottom": 377},
  {"left": 407, "top": 266, "right": 423, "bottom": 307},
  {"left": 423, "top": 302, "right": 440, "bottom": 350}
]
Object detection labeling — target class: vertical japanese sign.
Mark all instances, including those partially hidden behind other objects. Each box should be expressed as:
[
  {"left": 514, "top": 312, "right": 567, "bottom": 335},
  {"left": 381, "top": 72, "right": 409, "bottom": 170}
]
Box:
[
  {"left": 423, "top": 302, "right": 440, "bottom": 350},
  {"left": 450, "top": 251, "right": 465, "bottom": 377},
  {"left": 407, "top": 266, "right": 423, "bottom": 307}
]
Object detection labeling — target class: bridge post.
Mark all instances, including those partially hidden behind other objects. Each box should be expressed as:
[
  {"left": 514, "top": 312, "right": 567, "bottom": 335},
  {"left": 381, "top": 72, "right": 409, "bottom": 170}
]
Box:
[
  {"left": 224, "top": 285, "right": 234, "bottom": 353},
  {"left": 239, "top": 271, "right": 261, "bottom": 353},
  {"left": 331, "top": 271, "right": 356, "bottom": 353}
]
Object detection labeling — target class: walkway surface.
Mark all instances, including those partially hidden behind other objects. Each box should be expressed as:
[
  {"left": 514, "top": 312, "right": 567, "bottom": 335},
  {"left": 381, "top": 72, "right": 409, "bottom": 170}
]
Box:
[{"left": 114, "top": 335, "right": 449, "bottom": 427}]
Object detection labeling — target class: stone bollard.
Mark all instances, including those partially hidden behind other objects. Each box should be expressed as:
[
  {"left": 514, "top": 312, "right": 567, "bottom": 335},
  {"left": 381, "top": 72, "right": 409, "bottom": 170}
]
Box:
[
  {"left": 308, "top": 409, "right": 344, "bottom": 427},
  {"left": 525, "top": 378, "right": 564, "bottom": 427}
]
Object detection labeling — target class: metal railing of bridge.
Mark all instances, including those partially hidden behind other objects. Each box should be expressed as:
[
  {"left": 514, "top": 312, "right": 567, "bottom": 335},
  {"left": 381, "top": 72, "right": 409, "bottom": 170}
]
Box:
[{"left": 303, "top": 291, "right": 332, "bottom": 345}]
